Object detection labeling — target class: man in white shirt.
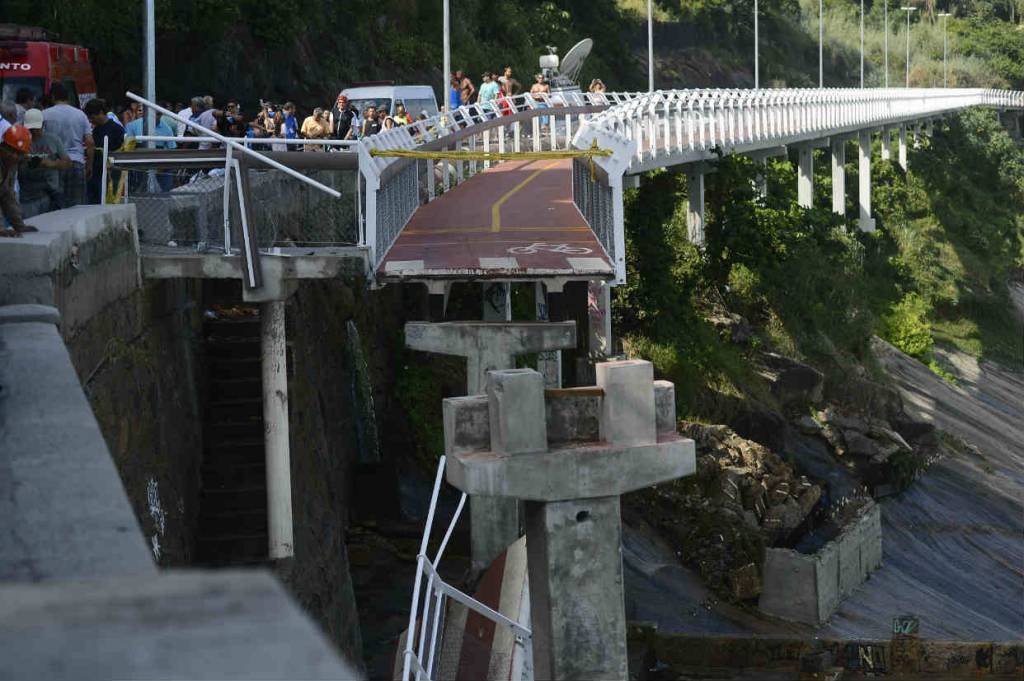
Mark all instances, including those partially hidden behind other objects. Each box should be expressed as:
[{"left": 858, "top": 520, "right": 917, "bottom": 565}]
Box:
[{"left": 41, "top": 82, "right": 94, "bottom": 207}]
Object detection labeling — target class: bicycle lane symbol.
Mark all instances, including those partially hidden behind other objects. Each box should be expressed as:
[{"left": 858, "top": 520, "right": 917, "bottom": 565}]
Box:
[{"left": 507, "top": 242, "right": 593, "bottom": 256}]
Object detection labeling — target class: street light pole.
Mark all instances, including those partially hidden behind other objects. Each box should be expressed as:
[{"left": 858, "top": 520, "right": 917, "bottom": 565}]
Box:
[
  {"left": 938, "top": 12, "right": 952, "bottom": 87},
  {"left": 884, "top": 0, "right": 889, "bottom": 87},
  {"left": 860, "top": 0, "right": 865, "bottom": 88},
  {"left": 818, "top": 0, "right": 823, "bottom": 87},
  {"left": 755, "top": 0, "right": 760, "bottom": 89},
  {"left": 901, "top": 6, "right": 916, "bottom": 87},
  {"left": 648, "top": 0, "right": 655, "bottom": 91},
  {"left": 144, "top": 0, "right": 155, "bottom": 141},
  {"left": 443, "top": 0, "right": 451, "bottom": 112}
]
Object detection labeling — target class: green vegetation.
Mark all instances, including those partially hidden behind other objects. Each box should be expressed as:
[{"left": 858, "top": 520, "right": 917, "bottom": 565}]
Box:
[{"left": 617, "top": 109, "right": 1023, "bottom": 420}]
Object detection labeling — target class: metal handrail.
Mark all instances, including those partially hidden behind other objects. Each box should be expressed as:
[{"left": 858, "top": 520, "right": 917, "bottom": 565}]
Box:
[
  {"left": 401, "top": 456, "right": 532, "bottom": 681},
  {"left": 133, "top": 135, "right": 360, "bottom": 149}
]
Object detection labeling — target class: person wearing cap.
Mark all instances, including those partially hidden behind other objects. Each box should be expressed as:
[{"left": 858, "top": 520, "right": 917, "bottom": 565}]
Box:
[
  {"left": 19, "top": 109, "right": 71, "bottom": 219},
  {"left": 0, "top": 124, "right": 37, "bottom": 237}
]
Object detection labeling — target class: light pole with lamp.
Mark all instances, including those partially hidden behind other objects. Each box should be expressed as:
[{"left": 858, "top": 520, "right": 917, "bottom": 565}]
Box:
[
  {"left": 860, "top": 0, "right": 865, "bottom": 88},
  {"left": 443, "top": 0, "right": 451, "bottom": 113},
  {"left": 648, "top": 0, "right": 655, "bottom": 91},
  {"left": 901, "top": 6, "right": 916, "bottom": 87},
  {"left": 883, "top": 0, "right": 889, "bottom": 87},
  {"left": 755, "top": 0, "right": 760, "bottom": 89},
  {"left": 818, "top": 0, "right": 823, "bottom": 87},
  {"left": 937, "top": 12, "right": 952, "bottom": 87}
]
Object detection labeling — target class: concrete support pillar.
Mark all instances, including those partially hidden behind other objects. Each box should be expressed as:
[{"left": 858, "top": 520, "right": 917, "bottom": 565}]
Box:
[
  {"left": 686, "top": 171, "right": 705, "bottom": 245},
  {"left": 898, "top": 125, "right": 908, "bottom": 170},
  {"left": 753, "top": 157, "right": 768, "bottom": 198},
  {"left": 881, "top": 128, "right": 891, "bottom": 161},
  {"left": 587, "top": 281, "right": 612, "bottom": 361},
  {"left": 261, "top": 299, "right": 293, "bottom": 559},
  {"left": 482, "top": 282, "right": 511, "bottom": 322},
  {"left": 926, "top": 119, "right": 933, "bottom": 136},
  {"left": 443, "top": 361, "right": 694, "bottom": 680},
  {"left": 405, "top": 320, "right": 577, "bottom": 573},
  {"left": 535, "top": 282, "right": 561, "bottom": 388},
  {"left": 831, "top": 138, "right": 846, "bottom": 217},
  {"left": 797, "top": 145, "right": 814, "bottom": 208},
  {"left": 857, "top": 130, "right": 875, "bottom": 233}
]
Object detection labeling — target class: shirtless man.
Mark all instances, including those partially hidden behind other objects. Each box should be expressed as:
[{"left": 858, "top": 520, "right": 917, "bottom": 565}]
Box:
[{"left": 455, "top": 70, "right": 476, "bottom": 106}]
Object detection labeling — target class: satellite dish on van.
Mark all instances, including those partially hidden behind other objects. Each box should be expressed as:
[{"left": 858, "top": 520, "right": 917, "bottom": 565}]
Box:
[{"left": 558, "top": 38, "right": 593, "bottom": 85}]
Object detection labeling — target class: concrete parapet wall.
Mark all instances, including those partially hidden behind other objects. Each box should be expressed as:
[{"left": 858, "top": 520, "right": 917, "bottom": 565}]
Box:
[
  {"left": 0, "top": 306, "right": 157, "bottom": 581},
  {"left": 0, "top": 205, "right": 140, "bottom": 337},
  {"left": 759, "top": 501, "right": 882, "bottom": 625}
]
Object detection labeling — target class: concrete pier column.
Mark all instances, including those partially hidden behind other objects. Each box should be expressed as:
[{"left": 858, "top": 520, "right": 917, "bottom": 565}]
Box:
[
  {"left": 482, "top": 282, "right": 511, "bottom": 322},
  {"left": 797, "top": 145, "right": 814, "bottom": 208},
  {"left": 753, "top": 157, "right": 768, "bottom": 198},
  {"left": 261, "top": 299, "right": 293, "bottom": 559},
  {"left": 535, "top": 282, "right": 562, "bottom": 388},
  {"left": 686, "top": 170, "right": 705, "bottom": 245},
  {"left": 831, "top": 138, "right": 846, "bottom": 216},
  {"left": 881, "top": 128, "right": 891, "bottom": 161},
  {"left": 405, "top": 320, "right": 577, "bottom": 573},
  {"left": 443, "top": 361, "right": 695, "bottom": 680},
  {"left": 587, "top": 281, "right": 612, "bottom": 361},
  {"left": 898, "top": 125, "right": 908, "bottom": 170},
  {"left": 858, "top": 130, "right": 875, "bottom": 233}
]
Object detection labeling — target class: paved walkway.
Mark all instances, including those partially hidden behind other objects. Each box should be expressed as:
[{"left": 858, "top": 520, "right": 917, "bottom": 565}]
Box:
[{"left": 377, "top": 159, "right": 613, "bottom": 282}]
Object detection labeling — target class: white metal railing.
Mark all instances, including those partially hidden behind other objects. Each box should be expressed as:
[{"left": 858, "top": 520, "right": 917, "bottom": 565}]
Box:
[
  {"left": 402, "top": 456, "right": 532, "bottom": 681},
  {"left": 574, "top": 87, "right": 1024, "bottom": 173},
  {"left": 132, "top": 135, "right": 361, "bottom": 150}
]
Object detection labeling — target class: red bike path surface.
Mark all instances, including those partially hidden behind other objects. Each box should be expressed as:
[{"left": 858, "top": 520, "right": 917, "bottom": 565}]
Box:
[{"left": 376, "top": 158, "right": 614, "bottom": 282}]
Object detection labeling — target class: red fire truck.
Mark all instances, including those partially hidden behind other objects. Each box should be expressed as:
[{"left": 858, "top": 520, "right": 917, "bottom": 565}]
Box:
[{"left": 0, "top": 24, "right": 97, "bottom": 106}]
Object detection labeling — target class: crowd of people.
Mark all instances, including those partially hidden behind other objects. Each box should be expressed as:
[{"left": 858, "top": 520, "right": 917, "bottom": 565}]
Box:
[{"left": 1, "top": 69, "right": 611, "bottom": 235}]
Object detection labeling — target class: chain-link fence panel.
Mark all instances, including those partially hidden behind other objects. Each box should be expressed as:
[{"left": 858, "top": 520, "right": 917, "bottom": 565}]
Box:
[
  {"left": 572, "top": 158, "right": 615, "bottom": 265},
  {"left": 123, "top": 166, "right": 358, "bottom": 250}
]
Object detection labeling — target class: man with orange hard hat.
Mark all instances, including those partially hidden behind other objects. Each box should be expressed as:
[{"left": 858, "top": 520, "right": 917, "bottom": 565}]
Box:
[{"left": 0, "top": 124, "right": 37, "bottom": 237}]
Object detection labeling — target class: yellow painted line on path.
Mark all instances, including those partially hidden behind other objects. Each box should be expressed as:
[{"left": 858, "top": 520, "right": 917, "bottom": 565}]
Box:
[{"left": 491, "top": 161, "right": 561, "bottom": 233}]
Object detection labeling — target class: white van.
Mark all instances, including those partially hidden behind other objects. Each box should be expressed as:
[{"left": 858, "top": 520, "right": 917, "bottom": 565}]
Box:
[{"left": 339, "top": 84, "right": 439, "bottom": 120}]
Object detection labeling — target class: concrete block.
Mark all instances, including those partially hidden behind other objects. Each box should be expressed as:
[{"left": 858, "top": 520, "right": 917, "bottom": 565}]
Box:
[
  {"left": 837, "top": 517, "right": 864, "bottom": 597},
  {"left": 0, "top": 570, "right": 361, "bottom": 680},
  {"left": 545, "top": 390, "right": 601, "bottom": 445},
  {"left": 861, "top": 503, "right": 883, "bottom": 571},
  {"left": 597, "top": 360, "right": 656, "bottom": 447},
  {"left": 0, "top": 304, "right": 60, "bottom": 326},
  {"left": 443, "top": 395, "right": 490, "bottom": 455},
  {"left": 654, "top": 380, "right": 676, "bottom": 436},
  {"left": 814, "top": 541, "right": 840, "bottom": 622},
  {"left": 487, "top": 369, "right": 547, "bottom": 456},
  {"left": 759, "top": 548, "right": 819, "bottom": 624}
]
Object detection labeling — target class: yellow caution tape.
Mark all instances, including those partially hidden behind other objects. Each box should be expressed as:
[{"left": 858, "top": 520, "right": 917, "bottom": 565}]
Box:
[{"left": 369, "top": 139, "right": 612, "bottom": 179}]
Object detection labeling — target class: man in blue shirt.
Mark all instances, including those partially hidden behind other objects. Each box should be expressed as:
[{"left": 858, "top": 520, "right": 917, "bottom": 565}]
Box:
[{"left": 124, "top": 104, "right": 177, "bottom": 192}]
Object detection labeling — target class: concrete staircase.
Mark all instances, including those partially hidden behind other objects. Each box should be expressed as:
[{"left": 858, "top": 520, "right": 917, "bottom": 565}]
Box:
[{"left": 196, "top": 307, "right": 269, "bottom": 566}]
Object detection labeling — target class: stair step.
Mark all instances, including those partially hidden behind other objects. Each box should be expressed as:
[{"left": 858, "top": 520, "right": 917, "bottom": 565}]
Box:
[
  {"left": 208, "top": 399, "right": 263, "bottom": 420},
  {"left": 208, "top": 357, "right": 261, "bottom": 380},
  {"left": 202, "top": 462, "right": 266, "bottom": 488},
  {"left": 199, "top": 486, "right": 267, "bottom": 513},
  {"left": 195, "top": 533, "right": 268, "bottom": 564},
  {"left": 209, "top": 377, "right": 262, "bottom": 401},
  {"left": 197, "top": 509, "right": 268, "bottom": 536},
  {"left": 206, "top": 422, "right": 264, "bottom": 441},
  {"left": 206, "top": 340, "right": 261, "bottom": 360}
]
